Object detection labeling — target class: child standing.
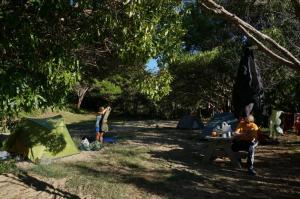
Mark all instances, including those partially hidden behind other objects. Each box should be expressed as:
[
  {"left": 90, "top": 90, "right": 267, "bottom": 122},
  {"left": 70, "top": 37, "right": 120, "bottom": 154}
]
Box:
[{"left": 95, "top": 106, "right": 110, "bottom": 143}]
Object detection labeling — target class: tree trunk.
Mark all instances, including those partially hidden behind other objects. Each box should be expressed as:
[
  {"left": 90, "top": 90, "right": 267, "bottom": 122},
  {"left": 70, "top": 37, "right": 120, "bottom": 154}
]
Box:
[
  {"left": 291, "top": 0, "right": 300, "bottom": 21},
  {"left": 199, "top": 0, "right": 300, "bottom": 71},
  {"left": 76, "top": 87, "right": 89, "bottom": 110}
]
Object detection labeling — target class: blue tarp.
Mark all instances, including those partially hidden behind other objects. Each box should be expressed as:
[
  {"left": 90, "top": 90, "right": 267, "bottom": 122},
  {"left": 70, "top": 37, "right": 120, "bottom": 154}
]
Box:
[
  {"left": 103, "top": 137, "right": 117, "bottom": 144},
  {"left": 200, "top": 112, "right": 239, "bottom": 138}
]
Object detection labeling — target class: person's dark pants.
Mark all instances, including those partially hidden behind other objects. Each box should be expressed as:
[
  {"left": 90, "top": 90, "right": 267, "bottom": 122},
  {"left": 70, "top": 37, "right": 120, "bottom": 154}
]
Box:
[{"left": 232, "top": 140, "right": 258, "bottom": 170}]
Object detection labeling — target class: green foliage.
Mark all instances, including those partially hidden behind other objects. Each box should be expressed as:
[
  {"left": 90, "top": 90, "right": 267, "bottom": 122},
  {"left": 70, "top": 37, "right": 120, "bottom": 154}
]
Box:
[
  {"left": 262, "top": 27, "right": 286, "bottom": 47},
  {"left": 95, "top": 80, "right": 122, "bottom": 96},
  {"left": 267, "top": 74, "right": 300, "bottom": 112},
  {"left": 183, "top": 3, "right": 229, "bottom": 51},
  {"left": 180, "top": 0, "right": 300, "bottom": 113},
  {"left": 116, "top": 0, "right": 186, "bottom": 64},
  {"left": 76, "top": 0, "right": 185, "bottom": 69},
  {"left": 2, "top": 0, "right": 186, "bottom": 117},
  {"left": 228, "top": 1, "right": 300, "bottom": 112},
  {"left": 93, "top": 79, "right": 122, "bottom": 103},
  {"left": 2, "top": 0, "right": 299, "bottom": 120},
  {"left": 175, "top": 47, "right": 222, "bottom": 66},
  {"left": 136, "top": 69, "right": 173, "bottom": 102},
  {"left": 0, "top": 159, "right": 18, "bottom": 174},
  {"left": 69, "top": 0, "right": 186, "bottom": 109},
  {"left": 1, "top": 1, "right": 80, "bottom": 123},
  {"left": 167, "top": 45, "right": 238, "bottom": 110}
]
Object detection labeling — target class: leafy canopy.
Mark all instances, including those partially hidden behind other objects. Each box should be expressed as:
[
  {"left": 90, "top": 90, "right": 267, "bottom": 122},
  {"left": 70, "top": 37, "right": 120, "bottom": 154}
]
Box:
[{"left": 1, "top": 0, "right": 80, "bottom": 121}]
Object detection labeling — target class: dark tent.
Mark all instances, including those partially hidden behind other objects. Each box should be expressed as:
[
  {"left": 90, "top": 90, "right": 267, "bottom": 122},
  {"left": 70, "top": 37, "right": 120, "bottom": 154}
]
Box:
[
  {"left": 200, "top": 112, "right": 239, "bottom": 138},
  {"left": 177, "top": 114, "right": 204, "bottom": 130},
  {"left": 232, "top": 43, "right": 264, "bottom": 118}
]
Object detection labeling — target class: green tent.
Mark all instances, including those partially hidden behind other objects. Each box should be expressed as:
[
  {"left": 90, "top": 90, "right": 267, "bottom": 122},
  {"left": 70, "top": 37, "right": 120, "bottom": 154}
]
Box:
[{"left": 5, "top": 115, "right": 79, "bottom": 162}]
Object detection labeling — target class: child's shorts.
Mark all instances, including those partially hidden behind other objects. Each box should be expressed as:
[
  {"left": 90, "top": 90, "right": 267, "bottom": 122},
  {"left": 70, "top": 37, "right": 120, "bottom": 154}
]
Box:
[{"left": 96, "top": 127, "right": 101, "bottom": 132}]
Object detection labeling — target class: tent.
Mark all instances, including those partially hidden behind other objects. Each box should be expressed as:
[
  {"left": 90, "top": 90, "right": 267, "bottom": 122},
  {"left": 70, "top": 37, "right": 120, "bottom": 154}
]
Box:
[
  {"left": 200, "top": 112, "right": 239, "bottom": 138},
  {"left": 4, "top": 115, "right": 79, "bottom": 162},
  {"left": 177, "top": 114, "right": 204, "bottom": 129}
]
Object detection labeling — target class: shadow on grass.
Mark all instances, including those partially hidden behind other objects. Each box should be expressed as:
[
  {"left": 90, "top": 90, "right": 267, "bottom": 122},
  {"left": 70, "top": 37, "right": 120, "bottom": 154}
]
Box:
[
  {"left": 70, "top": 164, "right": 225, "bottom": 199},
  {"left": 119, "top": 128, "right": 300, "bottom": 198},
  {"left": 67, "top": 119, "right": 142, "bottom": 141},
  {"left": 70, "top": 155, "right": 300, "bottom": 199},
  {"left": 4, "top": 172, "right": 80, "bottom": 199},
  {"left": 66, "top": 120, "right": 300, "bottom": 199},
  {"left": 149, "top": 143, "right": 300, "bottom": 199}
]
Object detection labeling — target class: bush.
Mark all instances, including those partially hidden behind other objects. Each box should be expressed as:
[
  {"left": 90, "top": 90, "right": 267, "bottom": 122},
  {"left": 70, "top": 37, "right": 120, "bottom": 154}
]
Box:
[{"left": 0, "top": 159, "right": 18, "bottom": 174}]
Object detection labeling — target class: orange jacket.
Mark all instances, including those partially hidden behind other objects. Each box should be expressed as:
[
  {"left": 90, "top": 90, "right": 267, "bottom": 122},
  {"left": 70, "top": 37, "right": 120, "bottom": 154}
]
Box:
[{"left": 235, "top": 121, "right": 259, "bottom": 141}]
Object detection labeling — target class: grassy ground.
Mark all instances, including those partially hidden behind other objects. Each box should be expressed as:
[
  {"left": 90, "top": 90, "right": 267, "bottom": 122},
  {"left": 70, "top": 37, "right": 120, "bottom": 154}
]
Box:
[
  {"left": 1, "top": 111, "right": 300, "bottom": 199},
  {"left": 0, "top": 159, "right": 18, "bottom": 174}
]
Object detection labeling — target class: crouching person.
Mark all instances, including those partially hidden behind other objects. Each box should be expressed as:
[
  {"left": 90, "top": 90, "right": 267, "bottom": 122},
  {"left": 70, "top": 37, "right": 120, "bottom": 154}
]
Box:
[{"left": 232, "top": 114, "right": 259, "bottom": 176}]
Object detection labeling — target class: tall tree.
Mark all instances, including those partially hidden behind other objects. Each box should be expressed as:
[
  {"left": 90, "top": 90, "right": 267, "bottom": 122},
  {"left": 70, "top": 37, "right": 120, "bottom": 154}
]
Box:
[
  {"left": 168, "top": 46, "right": 238, "bottom": 111},
  {"left": 0, "top": 0, "right": 186, "bottom": 123},
  {"left": 72, "top": 0, "right": 186, "bottom": 109},
  {"left": 0, "top": 0, "right": 80, "bottom": 124},
  {"left": 167, "top": 0, "right": 299, "bottom": 115}
]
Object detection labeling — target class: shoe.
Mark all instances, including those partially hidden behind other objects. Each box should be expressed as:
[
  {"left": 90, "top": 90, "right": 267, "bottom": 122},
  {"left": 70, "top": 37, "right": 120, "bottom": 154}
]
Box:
[{"left": 248, "top": 168, "right": 256, "bottom": 176}]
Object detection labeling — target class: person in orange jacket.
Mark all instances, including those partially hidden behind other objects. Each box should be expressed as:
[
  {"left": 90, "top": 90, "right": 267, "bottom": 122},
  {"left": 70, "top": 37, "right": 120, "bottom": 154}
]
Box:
[{"left": 232, "top": 114, "right": 259, "bottom": 176}]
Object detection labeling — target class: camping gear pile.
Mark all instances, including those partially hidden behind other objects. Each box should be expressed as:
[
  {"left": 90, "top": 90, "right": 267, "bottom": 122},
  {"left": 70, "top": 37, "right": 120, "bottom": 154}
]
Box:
[
  {"left": 80, "top": 138, "right": 102, "bottom": 151},
  {"left": 79, "top": 136, "right": 116, "bottom": 151},
  {"left": 211, "top": 121, "right": 233, "bottom": 138},
  {"left": 201, "top": 112, "right": 239, "bottom": 139}
]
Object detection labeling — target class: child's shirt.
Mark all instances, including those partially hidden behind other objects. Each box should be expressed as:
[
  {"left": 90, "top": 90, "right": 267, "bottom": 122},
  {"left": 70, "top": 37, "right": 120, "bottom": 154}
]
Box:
[{"left": 95, "top": 115, "right": 102, "bottom": 128}]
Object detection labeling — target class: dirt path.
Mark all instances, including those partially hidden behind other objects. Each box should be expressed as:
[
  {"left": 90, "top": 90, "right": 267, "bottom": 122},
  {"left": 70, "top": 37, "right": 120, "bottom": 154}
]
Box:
[
  {"left": 0, "top": 150, "right": 101, "bottom": 199},
  {"left": 0, "top": 173, "right": 81, "bottom": 199}
]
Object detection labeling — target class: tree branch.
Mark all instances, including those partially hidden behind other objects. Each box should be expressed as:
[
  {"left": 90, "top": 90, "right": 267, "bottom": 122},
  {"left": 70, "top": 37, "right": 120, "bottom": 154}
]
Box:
[
  {"left": 199, "top": 0, "right": 300, "bottom": 71},
  {"left": 238, "top": 25, "right": 298, "bottom": 70}
]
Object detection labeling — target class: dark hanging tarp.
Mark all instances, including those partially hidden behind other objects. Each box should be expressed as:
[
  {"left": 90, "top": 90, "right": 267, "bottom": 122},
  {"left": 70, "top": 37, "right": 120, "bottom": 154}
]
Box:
[{"left": 232, "top": 44, "right": 264, "bottom": 118}]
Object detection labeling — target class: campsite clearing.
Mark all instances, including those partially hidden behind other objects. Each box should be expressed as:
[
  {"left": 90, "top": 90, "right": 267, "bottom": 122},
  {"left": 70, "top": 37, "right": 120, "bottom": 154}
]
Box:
[{"left": 0, "top": 112, "right": 300, "bottom": 199}]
